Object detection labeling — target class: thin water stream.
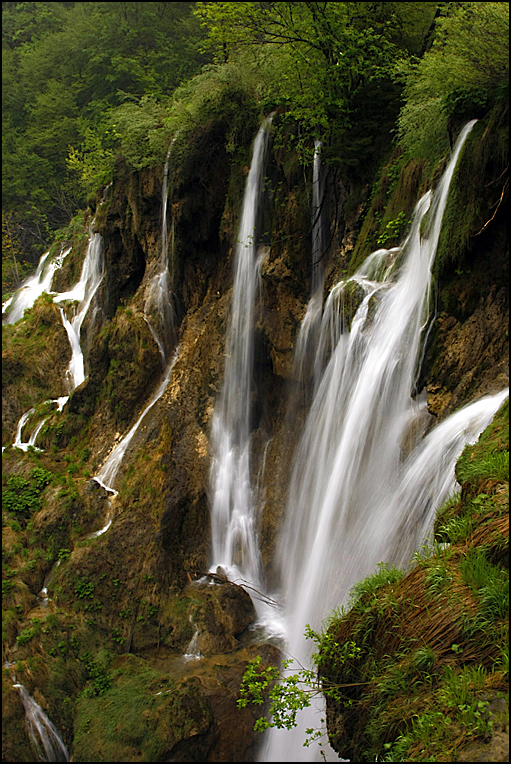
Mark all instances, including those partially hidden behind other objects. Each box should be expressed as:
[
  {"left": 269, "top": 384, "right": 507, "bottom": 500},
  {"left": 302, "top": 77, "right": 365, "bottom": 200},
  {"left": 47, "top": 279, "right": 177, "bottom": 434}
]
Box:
[
  {"left": 144, "top": 136, "right": 178, "bottom": 366},
  {"left": 94, "top": 348, "right": 178, "bottom": 495},
  {"left": 3, "top": 669, "right": 69, "bottom": 764}
]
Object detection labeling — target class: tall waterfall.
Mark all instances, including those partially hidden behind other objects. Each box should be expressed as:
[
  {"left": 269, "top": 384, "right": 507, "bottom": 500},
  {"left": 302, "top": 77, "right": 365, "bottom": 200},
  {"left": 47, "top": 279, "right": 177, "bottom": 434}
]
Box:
[
  {"left": 260, "top": 120, "right": 508, "bottom": 761},
  {"left": 144, "top": 137, "right": 177, "bottom": 366},
  {"left": 209, "top": 116, "right": 273, "bottom": 599}
]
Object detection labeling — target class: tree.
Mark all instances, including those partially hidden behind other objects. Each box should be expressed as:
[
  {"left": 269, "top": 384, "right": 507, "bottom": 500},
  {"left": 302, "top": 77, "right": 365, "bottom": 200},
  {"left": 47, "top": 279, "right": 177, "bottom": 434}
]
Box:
[
  {"left": 2, "top": 2, "right": 209, "bottom": 259},
  {"left": 194, "top": 2, "right": 405, "bottom": 137}
]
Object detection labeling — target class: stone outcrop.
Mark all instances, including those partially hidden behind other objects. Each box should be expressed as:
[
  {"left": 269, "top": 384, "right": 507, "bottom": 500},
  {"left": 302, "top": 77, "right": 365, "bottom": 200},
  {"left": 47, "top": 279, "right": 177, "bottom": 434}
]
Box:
[{"left": 184, "top": 578, "right": 257, "bottom": 655}]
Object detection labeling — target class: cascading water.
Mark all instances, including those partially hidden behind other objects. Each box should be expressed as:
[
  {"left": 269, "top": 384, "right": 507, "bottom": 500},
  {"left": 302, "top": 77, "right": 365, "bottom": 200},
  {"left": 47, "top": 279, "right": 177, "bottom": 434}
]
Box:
[
  {"left": 54, "top": 231, "right": 105, "bottom": 393},
  {"left": 144, "top": 137, "right": 178, "bottom": 366},
  {"left": 94, "top": 348, "right": 178, "bottom": 495},
  {"left": 13, "top": 408, "right": 48, "bottom": 452},
  {"left": 295, "top": 140, "right": 326, "bottom": 388},
  {"left": 12, "top": 683, "right": 69, "bottom": 762},
  {"left": 94, "top": 146, "right": 179, "bottom": 516},
  {"left": 209, "top": 115, "right": 273, "bottom": 604},
  {"left": 2, "top": 246, "right": 70, "bottom": 326},
  {"left": 260, "top": 120, "right": 508, "bottom": 761}
]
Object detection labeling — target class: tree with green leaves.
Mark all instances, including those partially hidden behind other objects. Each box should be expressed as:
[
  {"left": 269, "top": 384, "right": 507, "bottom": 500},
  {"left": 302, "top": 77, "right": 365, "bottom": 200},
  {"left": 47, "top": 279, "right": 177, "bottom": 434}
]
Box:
[
  {"left": 194, "top": 2, "right": 406, "bottom": 136},
  {"left": 2, "top": 1, "right": 209, "bottom": 265}
]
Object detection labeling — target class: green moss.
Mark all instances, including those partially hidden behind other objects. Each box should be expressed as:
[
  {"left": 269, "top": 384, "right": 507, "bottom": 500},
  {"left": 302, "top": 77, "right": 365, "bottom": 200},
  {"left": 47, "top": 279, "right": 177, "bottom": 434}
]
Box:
[
  {"left": 434, "top": 103, "right": 509, "bottom": 280},
  {"left": 73, "top": 654, "right": 212, "bottom": 762},
  {"left": 349, "top": 151, "right": 428, "bottom": 273}
]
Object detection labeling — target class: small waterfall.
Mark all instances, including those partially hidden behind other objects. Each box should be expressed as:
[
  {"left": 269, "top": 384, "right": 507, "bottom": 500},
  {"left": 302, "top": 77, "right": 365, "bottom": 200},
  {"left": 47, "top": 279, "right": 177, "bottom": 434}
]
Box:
[
  {"left": 2, "top": 247, "right": 70, "bottom": 326},
  {"left": 260, "top": 121, "right": 493, "bottom": 761},
  {"left": 12, "top": 683, "right": 69, "bottom": 762},
  {"left": 13, "top": 414, "right": 48, "bottom": 452},
  {"left": 94, "top": 153, "right": 179, "bottom": 532},
  {"left": 54, "top": 232, "right": 105, "bottom": 392},
  {"left": 144, "top": 137, "right": 178, "bottom": 365},
  {"left": 94, "top": 348, "right": 178, "bottom": 494},
  {"left": 12, "top": 397, "right": 68, "bottom": 452},
  {"left": 209, "top": 116, "right": 273, "bottom": 602},
  {"left": 184, "top": 616, "right": 202, "bottom": 660}
]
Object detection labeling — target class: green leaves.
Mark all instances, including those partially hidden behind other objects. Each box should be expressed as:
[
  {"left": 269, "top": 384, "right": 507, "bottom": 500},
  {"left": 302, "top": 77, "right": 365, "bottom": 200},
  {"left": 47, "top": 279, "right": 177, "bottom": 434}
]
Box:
[
  {"left": 2, "top": 467, "right": 53, "bottom": 518},
  {"left": 237, "top": 655, "right": 313, "bottom": 732},
  {"left": 397, "top": 2, "right": 509, "bottom": 161}
]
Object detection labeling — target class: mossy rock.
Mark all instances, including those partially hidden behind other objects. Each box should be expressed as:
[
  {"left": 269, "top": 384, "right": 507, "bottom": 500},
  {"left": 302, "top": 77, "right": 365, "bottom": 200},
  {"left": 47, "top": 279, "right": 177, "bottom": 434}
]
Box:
[
  {"left": 72, "top": 654, "right": 213, "bottom": 762},
  {"left": 185, "top": 579, "right": 257, "bottom": 656}
]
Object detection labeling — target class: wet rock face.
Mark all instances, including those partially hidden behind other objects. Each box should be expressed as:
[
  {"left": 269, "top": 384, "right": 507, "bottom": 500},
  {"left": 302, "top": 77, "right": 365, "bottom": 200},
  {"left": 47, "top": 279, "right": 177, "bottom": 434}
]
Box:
[
  {"left": 185, "top": 579, "right": 257, "bottom": 655},
  {"left": 424, "top": 283, "right": 509, "bottom": 421}
]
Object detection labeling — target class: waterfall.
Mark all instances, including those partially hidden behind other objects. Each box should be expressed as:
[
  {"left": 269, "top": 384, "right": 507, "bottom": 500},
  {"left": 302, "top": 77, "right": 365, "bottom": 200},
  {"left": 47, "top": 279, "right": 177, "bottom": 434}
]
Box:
[
  {"left": 2, "top": 246, "right": 70, "bottom": 326},
  {"left": 54, "top": 231, "right": 105, "bottom": 392},
  {"left": 144, "top": 137, "right": 178, "bottom": 366},
  {"left": 13, "top": 408, "right": 48, "bottom": 452},
  {"left": 294, "top": 140, "right": 327, "bottom": 390},
  {"left": 12, "top": 683, "right": 69, "bottom": 762},
  {"left": 209, "top": 115, "right": 273, "bottom": 602},
  {"left": 94, "top": 348, "right": 178, "bottom": 495},
  {"left": 259, "top": 120, "right": 508, "bottom": 761},
  {"left": 94, "top": 144, "right": 180, "bottom": 508}
]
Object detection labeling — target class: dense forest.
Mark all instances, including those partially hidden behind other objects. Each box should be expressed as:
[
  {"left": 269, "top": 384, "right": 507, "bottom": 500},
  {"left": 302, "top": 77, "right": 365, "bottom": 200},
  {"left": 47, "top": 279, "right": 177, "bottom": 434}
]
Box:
[
  {"left": 2, "top": 2, "right": 509, "bottom": 762},
  {"left": 3, "top": 1, "right": 507, "bottom": 294}
]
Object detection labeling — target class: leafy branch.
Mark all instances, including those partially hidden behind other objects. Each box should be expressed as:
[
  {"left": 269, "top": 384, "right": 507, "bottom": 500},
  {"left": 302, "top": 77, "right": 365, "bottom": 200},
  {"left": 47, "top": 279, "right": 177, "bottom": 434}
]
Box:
[{"left": 237, "top": 625, "right": 369, "bottom": 747}]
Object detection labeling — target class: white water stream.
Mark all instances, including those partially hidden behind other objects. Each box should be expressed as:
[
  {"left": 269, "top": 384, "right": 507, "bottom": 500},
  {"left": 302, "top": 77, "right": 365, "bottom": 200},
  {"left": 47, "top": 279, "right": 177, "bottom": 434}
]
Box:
[
  {"left": 2, "top": 246, "right": 70, "bottom": 326},
  {"left": 144, "top": 137, "right": 178, "bottom": 365},
  {"left": 54, "top": 231, "right": 105, "bottom": 392},
  {"left": 94, "top": 142, "right": 179, "bottom": 515},
  {"left": 12, "top": 682, "right": 69, "bottom": 762},
  {"left": 295, "top": 140, "right": 327, "bottom": 389},
  {"left": 94, "top": 348, "right": 178, "bottom": 495},
  {"left": 209, "top": 115, "right": 274, "bottom": 605}
]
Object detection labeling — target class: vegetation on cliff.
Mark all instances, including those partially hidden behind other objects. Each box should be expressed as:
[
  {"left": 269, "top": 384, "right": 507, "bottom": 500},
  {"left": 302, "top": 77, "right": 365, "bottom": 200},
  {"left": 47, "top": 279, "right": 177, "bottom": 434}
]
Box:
[{"left": 4, "top": 3, "right": 508, "bottom": 294}]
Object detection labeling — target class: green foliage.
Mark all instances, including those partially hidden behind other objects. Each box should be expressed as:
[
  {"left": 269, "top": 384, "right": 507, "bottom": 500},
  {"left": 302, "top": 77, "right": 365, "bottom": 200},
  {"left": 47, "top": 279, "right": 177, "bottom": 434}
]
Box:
[
  {"left": 424, "top": 563, "right": 453, "bottom": 594},
  {"left": 238, "top": 655, "right": 280, "bottom": 708},
  {"left": 81, "top": 651, "right": 112, "bottom": 697},
  {"left": 397, "top": 3, "right": 509, "bottom": 162},
  {"left": 2, "top": 1, "right": 209, "bottom": 253},
  {"left": 195, "top": 1, "right": 406, "bottom": 155},
  {"left": 2, "top": 467, "right": 53, "bottom": 519},
  {"left": 348, "top": 562, "right": 405, "bottom": 610},
  {"left": 237, "top": 656, "right": 313, "bottom": 734},
  {"left": 16, "top": 618, "right": 42, "bottom": 647},
  {"left": 376, "top": 211, "right": 409, "bottom": 246},
  {"left": 74, "top": 578, "right": 94, "bottom": 599}
]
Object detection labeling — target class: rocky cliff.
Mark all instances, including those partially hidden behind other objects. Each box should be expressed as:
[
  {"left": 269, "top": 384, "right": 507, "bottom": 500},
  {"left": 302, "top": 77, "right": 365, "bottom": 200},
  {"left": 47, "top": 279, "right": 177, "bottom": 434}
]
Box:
[{"left": 2, "top": 102, "right": 508, "bottom": 761}]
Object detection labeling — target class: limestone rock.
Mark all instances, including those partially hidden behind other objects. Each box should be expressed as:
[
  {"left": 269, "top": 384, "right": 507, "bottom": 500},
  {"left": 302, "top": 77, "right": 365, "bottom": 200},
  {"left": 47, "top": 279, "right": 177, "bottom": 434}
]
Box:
[{"left": 185, "top": 580, "right": 257, "bottom": 655}]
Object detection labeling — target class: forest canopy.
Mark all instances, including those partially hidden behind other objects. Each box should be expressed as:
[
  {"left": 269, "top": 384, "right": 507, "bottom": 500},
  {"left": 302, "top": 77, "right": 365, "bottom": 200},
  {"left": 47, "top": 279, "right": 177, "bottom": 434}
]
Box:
[{"left": 2, "top": 1, "right": 509, "bottom": 294}]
